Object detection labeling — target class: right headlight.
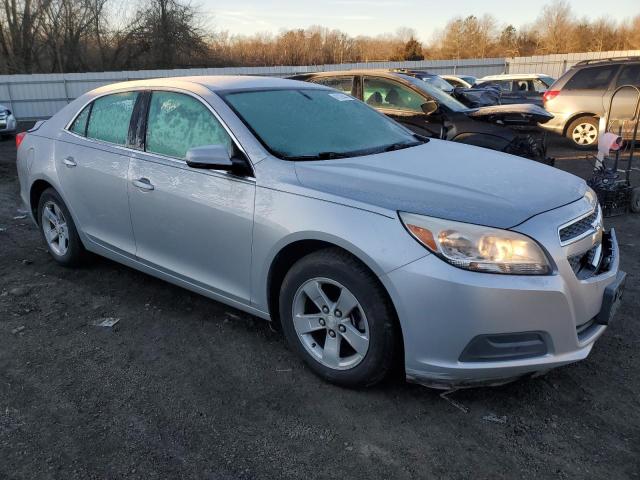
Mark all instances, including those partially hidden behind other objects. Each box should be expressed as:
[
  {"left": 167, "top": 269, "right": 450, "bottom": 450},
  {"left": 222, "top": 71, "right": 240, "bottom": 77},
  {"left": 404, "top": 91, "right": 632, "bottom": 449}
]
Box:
[{"left": 399, "top": 212, "right": 552, "bottom": 275}]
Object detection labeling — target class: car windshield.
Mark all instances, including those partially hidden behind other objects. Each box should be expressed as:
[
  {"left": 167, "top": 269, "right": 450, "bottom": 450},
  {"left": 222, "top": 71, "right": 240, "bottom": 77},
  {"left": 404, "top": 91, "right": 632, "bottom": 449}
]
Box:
[
  {"left": 222, "top": 88, "right": 424, "bottom": 160},
  {"left": 401, "top": 76, "right": 470, "bottom": 113}
]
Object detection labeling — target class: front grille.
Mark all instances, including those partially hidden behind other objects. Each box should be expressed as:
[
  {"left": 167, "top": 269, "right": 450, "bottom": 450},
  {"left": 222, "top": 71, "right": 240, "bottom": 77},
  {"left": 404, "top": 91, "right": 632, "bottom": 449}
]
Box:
[
  {"left": 559, "top": 210, "right": 597, "bottom": 244},
  {"left": 567, "top": 230, "right": 615, "bottom": 280}
]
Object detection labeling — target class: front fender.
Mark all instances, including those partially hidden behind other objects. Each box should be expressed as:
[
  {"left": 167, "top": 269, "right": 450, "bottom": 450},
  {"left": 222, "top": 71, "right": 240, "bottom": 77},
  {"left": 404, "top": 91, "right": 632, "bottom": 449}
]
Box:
[{"left": 250, "top": 186, "right": 428, "bottom": 311}]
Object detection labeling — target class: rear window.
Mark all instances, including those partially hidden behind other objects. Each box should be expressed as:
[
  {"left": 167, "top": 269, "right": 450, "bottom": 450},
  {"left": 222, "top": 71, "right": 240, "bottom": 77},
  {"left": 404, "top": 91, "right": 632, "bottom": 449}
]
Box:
[
  {"left": 69, "top": 105, "right": 91, "bottom": 136},
  {"left": 311, "top": 76, "right": 355, "bottom": 95},
  {"left": 565, "top": 65, "right": 618, "bottom": 90}
]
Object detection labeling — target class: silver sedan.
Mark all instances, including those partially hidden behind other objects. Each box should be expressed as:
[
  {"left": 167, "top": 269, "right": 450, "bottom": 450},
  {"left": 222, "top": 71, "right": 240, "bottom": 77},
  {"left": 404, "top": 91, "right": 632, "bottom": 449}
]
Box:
[{"left": 15, "top": 76, "right": 625, "bottom": 388}]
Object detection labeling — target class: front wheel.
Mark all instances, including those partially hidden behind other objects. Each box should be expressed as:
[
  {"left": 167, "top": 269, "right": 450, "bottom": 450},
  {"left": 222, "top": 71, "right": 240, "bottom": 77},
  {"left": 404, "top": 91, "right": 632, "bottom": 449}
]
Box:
[
  {"left": 37, "top": 188, "right": 86, "bottom": 267},
  {"left": 567, "top": 116, "right": 599, "bottom": 149},
  {"left": 279, "top": 248, "right": 399, "bottom": 387}
]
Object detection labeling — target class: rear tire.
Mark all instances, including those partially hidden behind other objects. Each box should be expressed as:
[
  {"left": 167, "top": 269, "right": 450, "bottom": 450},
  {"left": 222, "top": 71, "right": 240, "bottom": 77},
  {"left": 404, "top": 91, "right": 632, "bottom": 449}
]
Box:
[
  {"left": 567, "top": 116, "right": 599, "bottom": 149},
  {"left": 37, "top": 188, "right": 85, "bottom": 267},
  {"left": 631, "top": 187, "right": 640, "bottom": 214},
  {"left": 279, "top": 248, "right": 399, "bottom": 387}
]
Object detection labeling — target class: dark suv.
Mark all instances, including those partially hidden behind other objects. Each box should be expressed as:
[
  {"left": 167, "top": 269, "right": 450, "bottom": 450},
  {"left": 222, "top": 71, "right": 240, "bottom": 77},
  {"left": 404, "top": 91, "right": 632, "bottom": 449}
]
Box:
[{"left": 541, "top": 56, "right": 640, "bottom": 148}]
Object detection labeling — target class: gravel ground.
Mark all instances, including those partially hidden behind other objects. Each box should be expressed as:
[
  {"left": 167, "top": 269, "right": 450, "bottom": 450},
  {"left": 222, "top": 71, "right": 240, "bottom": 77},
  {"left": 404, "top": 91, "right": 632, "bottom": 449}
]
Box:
[{"left": 1, "top": 130, "right": 639, "bottom": 479}]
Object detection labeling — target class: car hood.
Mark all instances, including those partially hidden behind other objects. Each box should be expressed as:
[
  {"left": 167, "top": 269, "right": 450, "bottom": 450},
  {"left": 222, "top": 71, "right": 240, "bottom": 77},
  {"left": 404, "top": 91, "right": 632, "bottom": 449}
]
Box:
[
  {"left": 468, "top": 104, "right": 554, "bottom": 125},
  {"left": 293, "top": 140, "right": 586, "bottom": 229}
]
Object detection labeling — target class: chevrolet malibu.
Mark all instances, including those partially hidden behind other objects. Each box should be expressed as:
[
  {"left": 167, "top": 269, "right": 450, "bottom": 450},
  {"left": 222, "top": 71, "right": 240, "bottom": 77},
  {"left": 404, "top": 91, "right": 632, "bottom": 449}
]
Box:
[{"left": 16, "top": 76, "right": 626, "bottom": 388}]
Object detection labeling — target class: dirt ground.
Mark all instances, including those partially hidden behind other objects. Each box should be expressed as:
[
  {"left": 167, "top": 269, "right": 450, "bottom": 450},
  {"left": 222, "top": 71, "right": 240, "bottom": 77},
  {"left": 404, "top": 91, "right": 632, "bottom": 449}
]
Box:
[{"left": 1, "top": 130, "right": 639, "bottom": 480}]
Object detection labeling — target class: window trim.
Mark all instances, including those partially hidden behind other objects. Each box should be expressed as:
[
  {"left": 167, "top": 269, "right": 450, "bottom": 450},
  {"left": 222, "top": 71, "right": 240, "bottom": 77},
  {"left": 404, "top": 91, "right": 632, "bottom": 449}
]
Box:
[
  {"left": 64, "top": 89, "right": 142, "bottom": 149},
  {"left": 63, "top": 86, "right": 254, "bottom": 177}
]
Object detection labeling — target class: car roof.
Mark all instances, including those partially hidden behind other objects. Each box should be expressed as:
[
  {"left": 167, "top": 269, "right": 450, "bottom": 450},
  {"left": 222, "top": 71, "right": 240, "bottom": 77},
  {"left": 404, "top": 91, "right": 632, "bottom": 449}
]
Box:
[
  {"left": 90, "top": 75, "right": 326, "bottom": 95},
  {"left": 291, "top": 69, "right": 411, "bottom": 78},
  {"left": 479, "top": 74, "right": 552, "bottom": 81}
]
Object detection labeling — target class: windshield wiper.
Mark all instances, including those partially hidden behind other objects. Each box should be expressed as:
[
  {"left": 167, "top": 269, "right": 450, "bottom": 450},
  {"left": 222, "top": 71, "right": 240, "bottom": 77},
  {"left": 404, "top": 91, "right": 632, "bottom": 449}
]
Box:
[
  {"left": 284, "top": 151, "right": 351, "bottom": 161},
  {"left": 381, "top": 140, "right": 424, "bottom": 153}
]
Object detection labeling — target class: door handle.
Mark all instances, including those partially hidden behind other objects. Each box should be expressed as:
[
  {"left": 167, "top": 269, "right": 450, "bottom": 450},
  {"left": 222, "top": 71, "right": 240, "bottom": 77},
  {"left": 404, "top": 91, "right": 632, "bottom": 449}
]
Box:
[
  {"left": 63, "top": 157, "right": 77, "bottom": 167},
  {"left": 132, "top": 178, "right": 154, "bottom": 191}
]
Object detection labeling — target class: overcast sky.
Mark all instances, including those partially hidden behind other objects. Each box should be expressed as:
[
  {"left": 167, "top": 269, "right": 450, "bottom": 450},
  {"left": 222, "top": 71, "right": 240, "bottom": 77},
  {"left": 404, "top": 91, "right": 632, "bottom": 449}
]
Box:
[{"left": 200, "top": 0, "right": 638, "bottom": 40}]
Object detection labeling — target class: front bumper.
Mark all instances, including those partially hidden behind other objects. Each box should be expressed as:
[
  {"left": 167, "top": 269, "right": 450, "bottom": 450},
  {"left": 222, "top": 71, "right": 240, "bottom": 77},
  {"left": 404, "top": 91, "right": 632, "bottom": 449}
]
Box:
[{"left": 383, "top": 200, "right": 622, "bottom": 389}]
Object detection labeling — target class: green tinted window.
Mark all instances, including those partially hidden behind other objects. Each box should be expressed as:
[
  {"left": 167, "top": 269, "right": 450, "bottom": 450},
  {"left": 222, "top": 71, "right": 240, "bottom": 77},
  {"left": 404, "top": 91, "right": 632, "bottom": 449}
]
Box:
[
  {"left": 86, "top": 92, "right": 137, "bottom": 145},
  {"left": 363, "top": 77, "right": 425, "bottom": 113},
  {"left": 70, "top": 105, "right": 91, "bottom": 136},
  {"left": 146, "top": 91, "right": 232, "bottom": 159}
]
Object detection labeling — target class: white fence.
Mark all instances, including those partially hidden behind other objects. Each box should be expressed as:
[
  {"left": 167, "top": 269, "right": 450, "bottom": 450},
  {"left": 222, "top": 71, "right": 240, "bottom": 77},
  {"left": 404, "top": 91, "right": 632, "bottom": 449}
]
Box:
[{"left": 1, "top": 50, "right": 638, "bottom": 120}]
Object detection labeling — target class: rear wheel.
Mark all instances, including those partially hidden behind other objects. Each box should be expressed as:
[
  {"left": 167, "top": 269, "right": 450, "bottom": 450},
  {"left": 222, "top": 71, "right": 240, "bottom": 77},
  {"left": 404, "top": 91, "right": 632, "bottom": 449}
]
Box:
[
  {"left": 279, "top": 248, "right": 399, "bottom": 387},
  {"left": 37, "top": 188, "right": 85, "bottom": 267},
  {"left": 567, "top": 116, "right": 599, "bottom": 149},
  {"left": 631, "top": 187, "right": 640, "bottom": 214}
]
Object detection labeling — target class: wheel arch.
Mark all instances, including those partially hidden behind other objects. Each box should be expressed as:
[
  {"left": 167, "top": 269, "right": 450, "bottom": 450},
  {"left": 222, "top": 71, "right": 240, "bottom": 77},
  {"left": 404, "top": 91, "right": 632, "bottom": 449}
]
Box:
[
  {"left": 29, "top": 178, "right": 55, "bottom": 224},
  {"left": 265, "top": 238, "right": 404, "bottom": 354},
  {"left": 562, "top": 112, "right": 599, "bottom": 136}
]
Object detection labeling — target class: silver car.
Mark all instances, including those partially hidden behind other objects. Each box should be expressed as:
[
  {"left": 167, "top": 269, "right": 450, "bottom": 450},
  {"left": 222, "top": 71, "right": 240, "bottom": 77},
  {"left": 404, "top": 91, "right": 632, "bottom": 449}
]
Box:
[
  {"left": 0, "top": 104, "right": 17, "bottom": 137},
  {"left": 16, "top": 76, "right": 625, "bottom": 388},
  {"left": 541, "top": 57, "right": 640, "bottom": 148}
]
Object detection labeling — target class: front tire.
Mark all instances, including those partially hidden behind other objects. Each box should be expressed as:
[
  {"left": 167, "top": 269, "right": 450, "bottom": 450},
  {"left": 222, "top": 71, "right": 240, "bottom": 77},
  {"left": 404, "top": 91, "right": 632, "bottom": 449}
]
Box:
[
  {"left": 567, "top": 116, "right": 599, "bottom": 149},
  {"left": 279, "top": 248, "right": 399, "bottom": 387},
  {"left": 37, "top": 188, "right": 85, "bottom": 267}
]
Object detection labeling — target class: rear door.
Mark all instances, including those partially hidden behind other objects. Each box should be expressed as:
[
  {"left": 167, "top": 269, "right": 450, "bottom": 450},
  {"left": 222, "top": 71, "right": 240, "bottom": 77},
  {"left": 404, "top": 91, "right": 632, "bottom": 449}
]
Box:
[
  {"left": 127, "top": 90, "right": 255, "bottom": 302},
  {"left": 55, "top": 91, "right": 139, "bottom": 254}
]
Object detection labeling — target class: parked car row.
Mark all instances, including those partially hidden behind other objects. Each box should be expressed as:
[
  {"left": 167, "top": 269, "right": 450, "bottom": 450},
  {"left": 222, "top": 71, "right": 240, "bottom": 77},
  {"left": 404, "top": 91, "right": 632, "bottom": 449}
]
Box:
[{"left": 15, "top": 75, "right": 625, "bottom": 389}]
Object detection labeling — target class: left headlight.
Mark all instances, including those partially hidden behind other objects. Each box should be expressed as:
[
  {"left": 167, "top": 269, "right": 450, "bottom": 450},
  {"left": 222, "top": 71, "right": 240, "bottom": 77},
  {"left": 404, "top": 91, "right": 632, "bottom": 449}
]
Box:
[{"left": 399, "top": 212, "right": 552, "bottom": 275}]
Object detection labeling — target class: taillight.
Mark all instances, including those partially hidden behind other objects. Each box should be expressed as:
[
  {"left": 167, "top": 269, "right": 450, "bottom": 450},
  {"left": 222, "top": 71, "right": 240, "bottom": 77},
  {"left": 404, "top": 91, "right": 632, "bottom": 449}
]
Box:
[
  {"left": 15, "top": 131, "right": 26, "bottom": 149},
  {"left": 543, "top": 90, "right": 560, "bottom": 104}
]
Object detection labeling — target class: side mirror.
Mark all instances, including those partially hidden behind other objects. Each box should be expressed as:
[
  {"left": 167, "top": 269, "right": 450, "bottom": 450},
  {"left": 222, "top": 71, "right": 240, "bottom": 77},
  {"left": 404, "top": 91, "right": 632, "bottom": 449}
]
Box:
[
  {"left": 186, "top": 145, "right": 233, "bottom": 170},
  {"left": 421, "top": 100, "right": 439, "bottom": 116}
]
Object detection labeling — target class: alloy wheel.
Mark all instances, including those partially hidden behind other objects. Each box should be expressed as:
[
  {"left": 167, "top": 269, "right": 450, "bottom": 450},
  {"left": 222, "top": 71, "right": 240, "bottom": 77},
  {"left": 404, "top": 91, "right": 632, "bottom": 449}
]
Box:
[
  {"left": 572, "top": 122, "right": 598, "bottom": 146},
  {"left": 41, "top": 200, "right": 69, "bottom": 256},
  {"left": 291, "top": 277, "right": 370, "bottom": 370}
]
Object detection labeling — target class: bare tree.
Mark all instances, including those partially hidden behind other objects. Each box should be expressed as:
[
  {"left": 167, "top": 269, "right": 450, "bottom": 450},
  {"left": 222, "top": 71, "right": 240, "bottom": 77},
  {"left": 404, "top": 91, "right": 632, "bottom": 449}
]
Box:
[{"left": 0, "top": 0, "right": 50, "bottom": 73}]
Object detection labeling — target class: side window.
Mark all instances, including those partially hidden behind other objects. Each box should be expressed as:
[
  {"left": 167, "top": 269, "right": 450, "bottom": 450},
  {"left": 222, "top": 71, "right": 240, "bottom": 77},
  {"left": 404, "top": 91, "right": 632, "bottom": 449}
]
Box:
[
  {"left": 486, "top": 81, "right": 512, "bottom": 92},
  {"left": 616, "top": 64, "right": 640, "bottom": 87},
  {"left": 145, "top": 91, "right": 232, "bottom": 159},
  {"left": 565, "top": 65, "right": 618, "bottom": 90},
  {"left": 312, "top": 76, "right": 354, "bottom": 95},
  {"left": 86, "top": 92, "right": 138, "bottom": 145},
  {"left": 515, "top": 80, "right": 528, "bottom": 92},
  {"left": 363, "top": 77, "right": 425, "bottom": 113},
  {"left": 69, "top": 104, "right": 91, "bottom": 136}
]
